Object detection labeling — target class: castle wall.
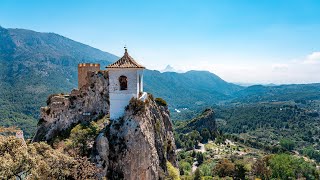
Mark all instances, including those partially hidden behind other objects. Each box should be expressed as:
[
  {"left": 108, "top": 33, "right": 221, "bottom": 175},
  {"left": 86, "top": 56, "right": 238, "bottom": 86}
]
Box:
[
  {"left": 108, "top": 68, "right": 144, "bottom": 120},
  {"left": 78, "top": 63, "right": 100, "bottom": 89}
]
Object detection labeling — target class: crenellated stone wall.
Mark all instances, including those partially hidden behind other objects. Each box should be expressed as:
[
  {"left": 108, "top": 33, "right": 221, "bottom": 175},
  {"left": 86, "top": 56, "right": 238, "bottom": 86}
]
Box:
[{"left": 78, "top": 63, "right": 101, "bottom": 89}]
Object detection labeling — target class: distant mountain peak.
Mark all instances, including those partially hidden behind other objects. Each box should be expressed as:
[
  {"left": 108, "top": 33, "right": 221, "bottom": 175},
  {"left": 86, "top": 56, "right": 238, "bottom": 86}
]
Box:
[
  {"left": 162, "top": 65, "right": 175, "bottom": 72},
  {"left": 161, "top": 64, "right": 184, "bottom": 73}
]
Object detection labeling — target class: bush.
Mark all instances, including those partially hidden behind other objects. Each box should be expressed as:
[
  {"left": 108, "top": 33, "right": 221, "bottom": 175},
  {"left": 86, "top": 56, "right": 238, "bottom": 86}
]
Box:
[
  {"left": 279, "top": 138, "right": 295, "bottom": 151},
  {"left": 128, "top": 98, "right": 145, "bottom": 115},
  {"left": 155, "top": 120, "right": 161, "bottom": 133},
  {"left": 202, "top": 176, "right": 213, "bottom": 180},
  {"left": 180, "top": 175, "right": 193, "bottom": 180},
  {"left": 155, "top": 97, "right": 168, "bottom": 107},
  {"left": 148, "top": 93, "right": 154, "bottom": 100},
  {"left": 252, "top": 154, "right": 319, "bottom": 180},
  {"left": 269, "top": 154, "right": 318, "bottom": 179},
  {"left": 234, "top": 163, "right": 247, "bottom": 180},
  {"left": 63, "top": 121, "right": 102, "bottom": 156},
  {"left": 200, "top": 128, "right": 211, "bottom": 143},
  {"left": 252, "top": 156, "right": 271, "bottom": 179},
  {"left": 196, "top": 152, "right": 204, "bottom": 165},
  {"left": 199, "top": 161, "right": 216, "bottom": 177},
  {"left": 0, "top": 135, "right": 99, "bottom": 179},
  {"left": 213, "top": 159, "right": 235, "bottom": 177},
  {"left": 166, "top": 161, "right": 180, "bottom": 180},
  {"left": 194, "top": 168, "right": 201, "bottom": 180},
  {"left": 179, "top": 161, "right": 192, "bottom": 175},
  {"left": 303, "top": 146, "right": 320, "bottom": 162}
]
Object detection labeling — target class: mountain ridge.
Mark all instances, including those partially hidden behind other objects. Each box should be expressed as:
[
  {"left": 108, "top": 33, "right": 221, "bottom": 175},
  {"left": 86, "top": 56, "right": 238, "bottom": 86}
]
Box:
[
  {"left": 0, "top": 26, "right": 118, "bottom": 135},
  {"left": 1, "top": 26, "right": 320, "bottom": 136}
]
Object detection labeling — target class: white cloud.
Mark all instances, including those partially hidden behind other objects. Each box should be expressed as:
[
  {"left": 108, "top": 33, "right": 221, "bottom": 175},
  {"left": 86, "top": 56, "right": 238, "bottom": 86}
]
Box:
[
  {"left": 145, "top": 51, "right": 320, "bottom": 84},
  {"left": 308, "top": 52, "right": 320, "bottom": 60},
  {"left": 272, "top": 64, "right": 289, "bottom": 72},
  {"left": 303, "top": 51, "right": 320, "bottom": 64}
]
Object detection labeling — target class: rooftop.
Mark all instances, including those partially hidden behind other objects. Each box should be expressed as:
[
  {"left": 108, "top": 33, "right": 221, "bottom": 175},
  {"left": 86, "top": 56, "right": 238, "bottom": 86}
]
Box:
[{"left": 106, "top": 48, "right": 145, "bottom": 69}]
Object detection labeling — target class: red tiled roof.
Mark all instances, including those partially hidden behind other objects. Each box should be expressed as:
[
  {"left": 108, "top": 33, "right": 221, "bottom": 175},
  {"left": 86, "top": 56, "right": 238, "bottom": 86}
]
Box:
[{"left": 107, "top": 49, "right": 145, "bottom": 69}]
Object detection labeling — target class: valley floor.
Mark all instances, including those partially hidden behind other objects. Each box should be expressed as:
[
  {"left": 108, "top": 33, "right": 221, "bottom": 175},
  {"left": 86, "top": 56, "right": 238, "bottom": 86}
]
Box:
[{"left": 177, "top": 138, "right": 320, "bottom": 179}]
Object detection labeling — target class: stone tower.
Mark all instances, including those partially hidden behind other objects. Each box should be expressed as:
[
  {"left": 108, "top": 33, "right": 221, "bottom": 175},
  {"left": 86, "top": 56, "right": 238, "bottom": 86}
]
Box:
[
  {"left": 107, "top": 48, "right": 145, "bottom": 120},
  {"left": 78, "top": 63, "right": 100, "bottom": 89}
]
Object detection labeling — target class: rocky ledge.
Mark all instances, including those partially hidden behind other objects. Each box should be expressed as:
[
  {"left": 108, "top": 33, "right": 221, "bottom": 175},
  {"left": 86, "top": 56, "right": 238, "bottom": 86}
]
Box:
[{"left": 33, "top": 70, "right": 109, "bottom": 142}]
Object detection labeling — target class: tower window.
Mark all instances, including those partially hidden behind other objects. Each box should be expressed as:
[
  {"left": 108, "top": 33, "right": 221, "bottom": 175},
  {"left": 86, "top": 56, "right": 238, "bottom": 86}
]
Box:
[{"left": 119, "top": 76, "right": 128, "bottom": 90}]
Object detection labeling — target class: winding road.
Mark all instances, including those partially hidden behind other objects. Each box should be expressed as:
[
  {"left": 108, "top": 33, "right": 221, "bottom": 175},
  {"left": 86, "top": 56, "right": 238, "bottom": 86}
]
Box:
[{"left": 192, "top": 143, "right": 206, "bottom": 172}]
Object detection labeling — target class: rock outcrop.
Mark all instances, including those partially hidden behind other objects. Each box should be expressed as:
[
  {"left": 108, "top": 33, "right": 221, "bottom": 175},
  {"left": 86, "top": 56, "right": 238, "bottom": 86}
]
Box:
[
  {"left": 93, "top": 96, "right": 177, "bottom": 179},
  {"left": 176, "top": 108, "right": 216, "bottom": 134},
  {"left": 33, "top": 70, "right": 109, "bottom": 142}
]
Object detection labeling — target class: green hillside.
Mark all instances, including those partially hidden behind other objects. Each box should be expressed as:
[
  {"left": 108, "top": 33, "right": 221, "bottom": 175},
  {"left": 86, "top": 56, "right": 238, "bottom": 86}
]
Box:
[
  {"left": 144, "top": 70, "right": 243, "bottom": 109},
  {"left": 0, "top": 27, "right": 118, "bottom": 135},
  {"left": 232, "top": 84, "right": 320, "bottom": 103}
]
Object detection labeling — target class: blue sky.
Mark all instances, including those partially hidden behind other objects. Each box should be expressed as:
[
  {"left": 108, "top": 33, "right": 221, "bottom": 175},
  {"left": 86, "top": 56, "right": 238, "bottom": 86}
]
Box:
[{"left": 1, "top": 0, "right": 320, "bottom": 84}]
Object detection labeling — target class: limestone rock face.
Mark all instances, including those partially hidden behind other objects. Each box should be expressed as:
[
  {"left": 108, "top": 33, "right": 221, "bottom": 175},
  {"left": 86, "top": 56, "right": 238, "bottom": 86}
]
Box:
[
  {"left": 94, "top": 97, "right": 177, "bottom": 180},
  {"left": 33, "top": 70, "right": 109, "bottom": 142},
  {"left": 92, "top": 132, "right": 109, "bottom": 176}
]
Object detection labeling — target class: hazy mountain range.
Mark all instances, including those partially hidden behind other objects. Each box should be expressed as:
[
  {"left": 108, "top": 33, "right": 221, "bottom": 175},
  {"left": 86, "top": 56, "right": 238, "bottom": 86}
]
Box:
[
  {"left": 1, "top": 26, "right": 320, "bottom": 135},
  {"left": 0, "top": 26, "right": 118, "bottom": 134}
]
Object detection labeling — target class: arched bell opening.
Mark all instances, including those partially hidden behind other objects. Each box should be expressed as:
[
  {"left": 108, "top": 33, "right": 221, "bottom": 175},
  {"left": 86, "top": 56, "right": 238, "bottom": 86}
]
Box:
[{"left": 119, "top": 75, "right": 128, "bottom": 90}]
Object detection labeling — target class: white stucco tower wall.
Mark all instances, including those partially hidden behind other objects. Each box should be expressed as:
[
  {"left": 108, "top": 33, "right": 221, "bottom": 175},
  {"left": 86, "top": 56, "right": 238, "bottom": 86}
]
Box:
[{"left": 107, "top": 49, "right": 145, "bottom": 120}]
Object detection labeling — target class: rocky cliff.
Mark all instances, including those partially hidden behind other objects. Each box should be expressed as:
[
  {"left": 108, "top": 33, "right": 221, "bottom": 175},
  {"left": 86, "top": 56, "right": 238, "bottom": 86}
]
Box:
[
  {"left": 176, "top": 108, "right": 216, "bottom": 134},
  {"left": 93, "top": 96, "right": 177, "bottom": 179},
  {"left": 33, "top": 70, "right": 109, "bottom": 142},
  {"left": 33, "top": 71, "right": 177, "bottom": 179}
]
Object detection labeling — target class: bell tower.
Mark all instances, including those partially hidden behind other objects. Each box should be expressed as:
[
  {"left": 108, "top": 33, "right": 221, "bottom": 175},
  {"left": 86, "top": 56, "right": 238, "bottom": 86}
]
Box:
[{"left": 107, "top": 48, "right": 145, "bottom": 120}]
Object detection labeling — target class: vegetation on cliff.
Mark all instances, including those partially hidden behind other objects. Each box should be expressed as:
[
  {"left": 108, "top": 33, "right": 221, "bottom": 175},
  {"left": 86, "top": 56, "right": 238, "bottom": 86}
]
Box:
[{"left": 0, "top": 130, "right": 99, "bottom": 179}]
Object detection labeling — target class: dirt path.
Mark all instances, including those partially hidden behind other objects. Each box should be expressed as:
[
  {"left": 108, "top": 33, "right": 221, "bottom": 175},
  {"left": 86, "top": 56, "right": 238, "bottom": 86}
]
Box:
[
  {"left": 194, "top": 143, "right": 206, "bottom": 153},
  {"left": 192, "top": 143, "right": 206, "bottom": 172},
  {"left": 176, "top": 148, "right": 183, "bottom": 153},
  {"left": 192, "top": 161, "right": 198, "bottom": 172}
]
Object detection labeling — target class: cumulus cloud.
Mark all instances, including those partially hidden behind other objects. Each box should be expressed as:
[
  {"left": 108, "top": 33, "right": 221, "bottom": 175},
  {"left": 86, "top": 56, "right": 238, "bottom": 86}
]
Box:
[{"left": 303, "top": 51, "right": 320, "bottom": 64}]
